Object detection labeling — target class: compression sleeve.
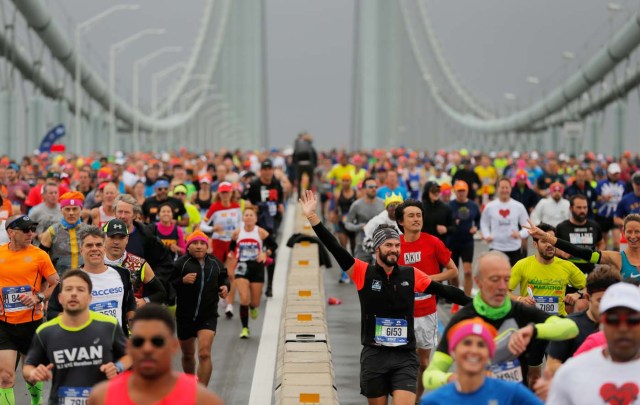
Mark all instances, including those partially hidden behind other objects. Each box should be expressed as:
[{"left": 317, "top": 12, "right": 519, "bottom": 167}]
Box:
[
  {"left": 423, "top": 351, "right": 454, "bottom": 390},
  {"left": 535, "top": 315, "right": 578, "bottom": 341},
  {"left": 425, "top": 281, "right": 472, "bottom": 306},
  {"left": 143, "top": 276, "right": 167, "bottom": 303},
  {"left": 311, "top": 221, "right": 355, "bottom": 271},
  {"left": 554, "top": 238, "right": 602, "bottom": 264}
]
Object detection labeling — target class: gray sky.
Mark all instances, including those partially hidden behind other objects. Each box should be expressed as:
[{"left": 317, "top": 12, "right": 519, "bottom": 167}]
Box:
[{"left": 48, "top": 1, "right": 640, "bottom": 152}]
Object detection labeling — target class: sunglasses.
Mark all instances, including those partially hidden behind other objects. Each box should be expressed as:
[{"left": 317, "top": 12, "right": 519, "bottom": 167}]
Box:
[
  {"left": 131, "top": 335, "right": 166, "bottom": 348},
  {"left": 156, "top": 188, "right": 168, "bottom": 191},
  {"left": 174, "top": 192, "right": 186, "bottom": 196},
  {"left": 16, "top": 227, "right": 37, "bottom": 233},
  {"left": 365, "top": 185, "right": 377, "bottom": 189},
  {"left": 602, "top": 313, "right": 640, "bottom": 327}
]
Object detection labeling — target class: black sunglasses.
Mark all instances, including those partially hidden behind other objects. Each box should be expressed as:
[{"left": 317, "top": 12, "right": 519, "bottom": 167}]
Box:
[
  {"left": 174, "top": 192, "right": 186, "bottom": 195},
  {"left": 156, "top": 187, "right": 168, "bottom": 191},
  {"left": 131, "top": 335, "right": 166, "bottom": 348},
  {"left": 603, "top": 313, "right": 640, "bottom": 327},
  {"left": 16, "top": 226, "right": 37, "bottom": 233}
]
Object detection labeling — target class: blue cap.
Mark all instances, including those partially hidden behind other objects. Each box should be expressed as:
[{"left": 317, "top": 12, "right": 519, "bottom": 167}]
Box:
[
  {"left": 8, "top": 163, "right": 19, "bottom": 172},
  {"left": 154, "top": 179, "right": 170, "bottom": 189}
]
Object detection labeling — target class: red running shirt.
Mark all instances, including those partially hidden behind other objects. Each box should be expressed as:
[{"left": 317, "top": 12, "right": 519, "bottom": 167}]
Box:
[
  {"left": 398, "top": 233, "right": 451, "bottom": 317},
  {"left": 104, "top": 371, "right": 197, "bottom": 405}
]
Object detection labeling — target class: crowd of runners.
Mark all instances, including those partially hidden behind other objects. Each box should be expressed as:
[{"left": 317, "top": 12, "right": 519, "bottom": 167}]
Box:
[{"left": 0, "top": 136, "right": 638, "bottom": 404}]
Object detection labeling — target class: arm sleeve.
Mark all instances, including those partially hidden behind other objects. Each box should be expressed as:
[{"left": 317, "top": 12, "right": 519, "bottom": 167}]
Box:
[
  {"left": 24, "top": 334, "right": 49, "bottom": 366},
  {"left": 422, "top": 351, "right": 454, "bottom": 390},
  {"left": 218, "top": 262, "right": 230, "bottom": 291},
  {"left": 424, "top": 281, "right": 472, "bottom": 306},
  {"left": 480, "top": 206, "right": 491, "bottom": 238},
  {"left": 311, "top": 221, "right": 355, "bottom": 271},
  {"left": 199, "top": 220, "right": 213, "bottom": 233},
  {"left": 177, "top": 227, "right": 186, "bottom": 254},
  {"left": 46, "top": 285, "right": 62, "bottom": 320},
  {"left": 445, "top": 209, "right": 457, "bottom": 235},
  {"left": 112, "top": 323, "right": 128, "bottom": 360},
  {"left": 535, "top": 315, "right": 579, "bottom": 341},
  {"left": 554, "top": 237, "right": 602, "bottom": 264},
  {"left": 142, "top": 275, "right": 167, "bottom": 304}
]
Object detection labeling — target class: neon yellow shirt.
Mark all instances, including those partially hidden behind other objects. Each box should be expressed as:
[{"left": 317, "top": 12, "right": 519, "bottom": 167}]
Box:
[
  {"left": 509, "top": 256, "right": 586, "bottom": 316},
  {"left": 474, "top": 165, "right": 498, "bottom": 195},
  {"left": 326, "top": 164, "right": 355, "bottom": 192}
]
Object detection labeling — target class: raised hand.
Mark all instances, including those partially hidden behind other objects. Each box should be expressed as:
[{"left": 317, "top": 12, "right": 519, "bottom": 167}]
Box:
[
  {"left": 299, "top": 190, "right": 318, "bottom": 219},
  {"left": 523, "top": 219, "right": 545, "bottom": 240}
]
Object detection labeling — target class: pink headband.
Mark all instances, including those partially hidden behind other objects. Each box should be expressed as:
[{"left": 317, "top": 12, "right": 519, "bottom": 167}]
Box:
[
  {"left": 60, "top": 198, "right": 84, "bottom": 209},
  {"left": 448, "top": 322, "right": 496, "bottom": 358}
]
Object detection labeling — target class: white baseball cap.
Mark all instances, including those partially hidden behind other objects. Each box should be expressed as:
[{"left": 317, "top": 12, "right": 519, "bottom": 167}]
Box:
[
  {"left": 599, "top": 283, "right": 640, "bottom": 313},
  {"left": 608, "top": 163, "right": 621, "bottom": 175}
]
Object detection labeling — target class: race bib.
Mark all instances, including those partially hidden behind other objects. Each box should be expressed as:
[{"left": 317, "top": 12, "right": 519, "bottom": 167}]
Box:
[
  {"left": 235, "top": 262, "right": 248, "bottom": 277},
  {"left": 90, "top": 300, "right": 119, "bottom": 318},
  {"left": 374, "top": 318, "right": 408, "bottom": 347},
  {"left": 534, "top": 296, "right": 559, "bottom": 315},
  {"left": 2, "top": 286, "right": 31, "bottom": 312},
  {"left": 267, "top": 201, "right": 277, "bottom": 217},
  {"left": 239, "top": 245, "right": 259, "bottom": 262},
  {"left": 490, "top": 359, "right": 523, "bottom": 382},
  {"left": 58, "top": 387, "right": 91, "bottom": 405}
]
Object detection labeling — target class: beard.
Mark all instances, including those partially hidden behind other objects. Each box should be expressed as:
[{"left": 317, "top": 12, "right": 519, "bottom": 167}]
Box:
[
  {"left": 379, "top": 251, "right": 398, "bottom": 266},
  {"left": 572, "top": 212, "right": 587, "bottom": 222},
  {"left": 539, "top": 249, "right": 555, "bottom": 261}
]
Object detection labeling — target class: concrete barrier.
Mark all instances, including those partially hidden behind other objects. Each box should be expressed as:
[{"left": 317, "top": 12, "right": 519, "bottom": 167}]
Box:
[{"left": 274, "top": 207, "right": 338, "bottom": 405}]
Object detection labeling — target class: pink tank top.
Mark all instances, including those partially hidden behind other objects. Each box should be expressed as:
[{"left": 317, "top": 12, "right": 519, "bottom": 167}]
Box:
[{"left": 105, "top": 371, "right": 198, "bottom": 405}]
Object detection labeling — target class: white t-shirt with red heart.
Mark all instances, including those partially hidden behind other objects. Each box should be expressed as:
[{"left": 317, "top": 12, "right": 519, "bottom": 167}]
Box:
[
  {"left": 547, "top": 347, "right": 640, "bottom": 405},
  {"left": 480, "top": 198, "right": 530, "bottom": 252}
]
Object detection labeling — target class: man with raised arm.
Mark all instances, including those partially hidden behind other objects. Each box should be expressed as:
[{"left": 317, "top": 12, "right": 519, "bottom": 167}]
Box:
[{"left": 299, "top": 190, "right": 470, "bottom": 405}]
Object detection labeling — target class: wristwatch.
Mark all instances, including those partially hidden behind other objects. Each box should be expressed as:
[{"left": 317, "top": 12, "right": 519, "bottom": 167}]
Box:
[{"left": 36, "top": 293, "right": 45, "bottom": 303}]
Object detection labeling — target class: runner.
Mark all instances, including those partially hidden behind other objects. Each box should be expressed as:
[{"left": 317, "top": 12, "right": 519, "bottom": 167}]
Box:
[
  {"left": 544, "top": 266, "right": 621, "bottom": 374},
  {"left": 26, "top": 182, "right": 60, "bottom": 236},
  {"left": 300, "top": 190, "right": 470, "bottom": 404},
  {"left": 395, "top": 199, "right": 459, "bottom": 399},
  {"left": 362, "top": 193, "right": 403, "bottom": 259},
  {"left": 0, "top": 215, "right": 59, "bottom": 405},
  {"left": 555, "top": 194, "right": 605, "bottom": 275},
  {"left": 39, "top": 191, "right": 91, "bottom": 275},
  {"left": 23, "top": 270, "right": 129, "bottom": 405},
  {"left": 88, "top": 304, "right": 223, "bottom": 404},
  {"left": 546, "top": 282, "right": 640, "bottom": 404},
  {"left": 530, "top": 182, "right": 570, "bottom": 227},
  {"left": 171, "top": 231, "right": 229, "bottom": 385},
  {"left": 594, "top": 163, "right": 626, "bottom": 251},
  {"left": 526, "top": 213, "right": 640, "bottom": 280},
  {"left": 344, "top": 177, "right": 384, "bottom": 263},
  {"left": 420, "top": 181, "right": 456, "bottom": 244},
  {"left": 154, "top": 203, "right": 186, "bottom": 261},
  {"left": 480, "top": 177, "right": 530, "bottom": 266},
  {"left": 102, "top": 219, "right": 166, "bottom": 307},
  {"left": 420, "top": 318, "right": 542, "bottom": 405},
  {"left": 47, "top": 226, "right": 137, "bottom": 334},
  {"left": 113, "top": 194, "right": 175, "bottom": 304},
  {"left": 141, "top": 178, "right": 188, "bottom": 227},
  {"left": 90, "top": 182, "right": 118, "bottom": 227},
  {"left": 424, "top": 250, "right": 579, "bottom": 391},
  {"left": 449, "top": 180, "right": 481, "bottom": 295},
  {"left": 200, "top": 181, "right": 242, "bottom": 318},
  {"left": 242, "top": 159, "right": 284, "bottom": 297},
  {"left": 508, "top": 222, "right": 586, "bottom": 385},
  {"left": 227, "top": 207, "right": 274, "bottom": 338}
]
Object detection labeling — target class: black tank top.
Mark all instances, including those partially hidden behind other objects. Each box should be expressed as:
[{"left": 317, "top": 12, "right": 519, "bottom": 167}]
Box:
[
  {"left": 337, "top": 190, "right": 356, "bottom": 215},
  {"left": 195, "top": 191, "right": 212, "bottom": 211}
]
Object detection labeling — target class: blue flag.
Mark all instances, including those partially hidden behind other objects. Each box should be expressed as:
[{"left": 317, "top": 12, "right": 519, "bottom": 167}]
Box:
[{"left": 38, "top": 124, "right": 66, "bottom": 153}]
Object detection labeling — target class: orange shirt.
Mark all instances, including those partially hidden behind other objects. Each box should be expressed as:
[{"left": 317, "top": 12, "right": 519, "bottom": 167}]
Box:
[
  {"left": 0, "top": 244, "right": 56, "bottom": 324},
  {"left": 0, "top": 199, "right": 12, "bottom": 221}
]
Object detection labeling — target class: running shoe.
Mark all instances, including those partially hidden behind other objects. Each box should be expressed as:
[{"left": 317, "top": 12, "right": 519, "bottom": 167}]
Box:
[
  {"left": 225, "top": 303, "right": 234, "bottom": 319},
  {"left": 250, "top": 307, "right": 259, "bottom": 319},
  {"left": 338, "top": 271, "right": 351, "bottom": 284},
  {"left": 265, "top": 286, "right": 273, "bottom": 297},
  {"left": 239, "top": 327, "right": 250, "bottom": 339}
]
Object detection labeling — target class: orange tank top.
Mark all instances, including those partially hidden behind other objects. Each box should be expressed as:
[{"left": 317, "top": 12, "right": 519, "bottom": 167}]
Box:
[{"left": 104, "top": 371, "right": 197, "bottom": 405}]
